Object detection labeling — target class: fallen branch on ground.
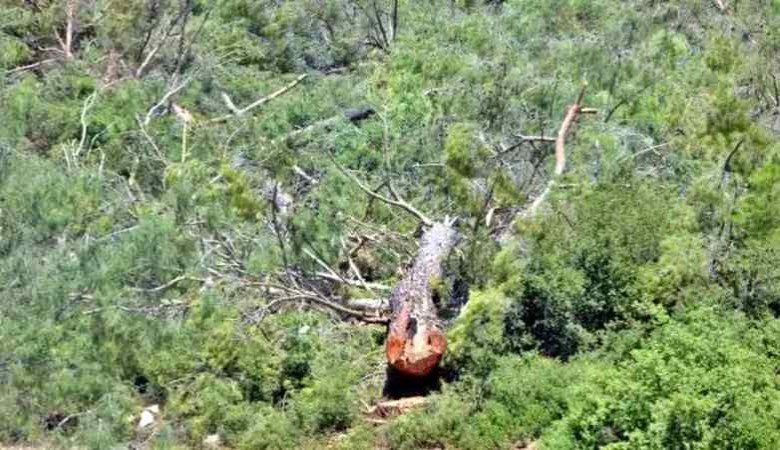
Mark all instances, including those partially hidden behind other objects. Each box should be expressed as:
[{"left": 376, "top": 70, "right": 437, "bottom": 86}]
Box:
[
  {"left": 253, "top": 281, "right": 389, "bottom": 324},
  {"left": 208, "top": 74, "right": 308, "bottom": 124},
  {"left": 284, "top": 106, "right": 376, "bottom": 142},
  {"left": 365, "top": 396, "right": 429, "bottom": 419},
  {"left": 4, "top": 58, "right": 58, "bottom": 76}
]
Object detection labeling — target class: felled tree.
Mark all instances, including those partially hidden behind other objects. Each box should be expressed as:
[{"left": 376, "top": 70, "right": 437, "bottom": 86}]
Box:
[
  {"left": 333, "top": 158, "right": 459, "bottom": 377},
  {"left": 385, "top": 220, "right": 458, "bottom": 376},
  {"left": 332, "top": 86, "right": 595, "bottom": 378},
  {"left": 256, "top": 85, "right": 595, "bottom": 379}
]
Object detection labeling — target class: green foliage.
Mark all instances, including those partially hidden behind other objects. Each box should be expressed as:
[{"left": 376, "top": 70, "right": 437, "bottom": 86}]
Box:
[
  {"left": 540, "top": 309, "right": 780, "bottom": 449},
  {"left": 392, "top": 310, "right": 780, "bottom": 450},
  {"left": 3, "top": 0, "right": 780, "bottom": 448},
  {"left": 504, "top": 182, "right": 699, "bottom": 357},
  {"left": 236, "top": 407, "right": 299, "bottom": 450},
  {"left": 388, "top": 355, "right": 605, "bottom": 450},
  {"left": 446, "top": 288, "right": 510, "bottom": 375}
]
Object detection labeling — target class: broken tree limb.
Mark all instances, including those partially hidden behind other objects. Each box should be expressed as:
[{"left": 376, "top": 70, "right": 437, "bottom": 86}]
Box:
[
  {"left": 253, "top": 281, "right": 389, "bottom": 324},
  {"left": 144, "top": 76, "right": 193, "bottom": 126},
  {"left": 330, "top": 153, "right": 434, "bottom": 227},
  {"left": 231, "top": 74, "right": 307, "bottom": 114},
  {"left": 315, "top": 271, "right": 391, "bottom": 291},
  {"left": 55, "top": 0, "right": 78, "bottom": 60},
  {"left": 719, "top": 139, "right": 744, "bottom": 190},
  {"left": 208, "top": 74, "right": 308, "bottom": 124},
  {"left": 523, "top": 85, "right": 594, "bottom": 218},
  {"left": 262, "top": 293, "right": 389, "bottom": 324},
  {"left": 284, "top": 106, "right": 376, "bottom": 142},
  {"left": 512, "top": 134, "right": 557, "bottom": 143},
  {"left": 135, "top": 5, "right": 193, "bottom": 78},
  {"left": 386, "top": 221, "right": 457, "bottom": 377},
  {"left": 495, "top": 134, "right": 556, "bottom": 157},
  {"left": 4, "top": 58, "right": 58, "bottom": 76}
]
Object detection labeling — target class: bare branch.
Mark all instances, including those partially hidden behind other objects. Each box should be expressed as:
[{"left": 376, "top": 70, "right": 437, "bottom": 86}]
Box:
[
  {"left": 221, "top": 92, "right": 241, "bottom": 115},
  {"left": 366, "top": 396, "right": 428, "bottom": 418},
  {"left": 329, "top": 152, "right": 433, "bottom": 227},
  {"left": 495, "top": 134, "right": 556, "bottom": 156},
  {"left": 136, "top": 114, "right": 168, "bottom": 164},
  {"left": 75, "top": 91, "right": 98, "bottom": 158},
  {"left": 303, "top": 247, "right": 345, "bottom": 282},
  {"left": 719, "top": 139, "right": 744, "bottom": 190},
  {"left": 771, "top": 73, "right": 780, "bottom": 107},
  {"left": 523, "top": 84, "right": 593, "bottom": 218},
  {"left": 63, "top": 0, "right": 78, "bottom": 59},
  {"left": 144, "top": 76, "right": 193, "bottom": 126},
  {"left": 253, "top": 281, "right": 389, "bottom": 324},
  {"left": 135, "top": 5, "right": 192, "bottom": 78},
  {"left": 292, "top": 165, "right": 319, "bottom": 185},
  {"left": 315, "top": 271, "right": 391, "bottom": 291},
  {"left": 347, "top": 298, "right": 390, "bottom": 312},
  {"left": 270, "top": 184, "right": 291, "bottom": 272},
  {"left": 4, "top": 58, "right": 57, "bottom": 76},
  {"left": 129, "top": 275, "right": 194, "bottom": 293},
  {"left": 208, "top": 74, "right": 308, "bottom": 124},
  {"left": 391, "top": 0, "right": 399, "bottom": 41},
  {"left": 372, "top": 0, "right": 390, "bottom": 49},
  {"left": 233, "top": 74, "right": 307, "bottom": 115},
  {"left": 172, "top": 0, "right": 194, "bottom": 76}
]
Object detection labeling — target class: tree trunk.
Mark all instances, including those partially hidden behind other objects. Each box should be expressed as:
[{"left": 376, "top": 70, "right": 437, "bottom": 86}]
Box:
[{"left": 386, "top": 222, "right": 457, "bottom": 377}]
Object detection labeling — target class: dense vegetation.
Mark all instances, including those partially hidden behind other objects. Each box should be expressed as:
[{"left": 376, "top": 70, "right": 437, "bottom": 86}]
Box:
[{"left": 3, "top": 0, "right": 780, "bottom": 448}]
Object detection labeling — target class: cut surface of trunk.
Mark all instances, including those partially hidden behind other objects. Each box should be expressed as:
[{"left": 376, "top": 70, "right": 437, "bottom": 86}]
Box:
[{"left": 386, "top": 222, "right": 457, "bottom": 377}]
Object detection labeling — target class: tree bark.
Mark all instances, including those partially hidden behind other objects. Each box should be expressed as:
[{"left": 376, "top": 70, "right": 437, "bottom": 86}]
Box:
[{"left": 386, "top": 222, "right": 457, "bottom": 377}]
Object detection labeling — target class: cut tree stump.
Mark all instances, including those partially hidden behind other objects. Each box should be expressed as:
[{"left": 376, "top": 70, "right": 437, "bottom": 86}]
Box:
[{"left": 386, "top": 221, "right": 458, "bottom": 377}]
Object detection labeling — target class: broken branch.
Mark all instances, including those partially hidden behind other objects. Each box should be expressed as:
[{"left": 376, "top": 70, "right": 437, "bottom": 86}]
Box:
[
  {"left": 258, "top": 289, "right": 389, "bottom": 324},
  {"left": 63, "top": 0, "right": 77, "bottom": 59},
  {"left": 144, "top": 76, "right": 193, "bottom": 126},
  {"left": 4, "top": 58, "right": 57, "bottom": 76},
  {"left": 209, "top": 74, "right": 308, "bottom": 124},
  {"left": 330, "top": 152, "right": 433, "bottom": 227},
  {"left": 523, "top": 84, "right": 594, "bottom": 218}
]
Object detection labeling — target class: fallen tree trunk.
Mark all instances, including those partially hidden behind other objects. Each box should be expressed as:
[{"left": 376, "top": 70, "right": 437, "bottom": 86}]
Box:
[
  {"left": 386, "top": 221, "right": 458, "bottom": 377},
  {"left": 330, "top": 148, "right": 458, "bottom": 378}
]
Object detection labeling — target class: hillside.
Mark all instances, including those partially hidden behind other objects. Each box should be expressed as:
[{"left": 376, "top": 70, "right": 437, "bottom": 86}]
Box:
[{"left": 3, "top": 1, "right": 780, "bottom": 449}]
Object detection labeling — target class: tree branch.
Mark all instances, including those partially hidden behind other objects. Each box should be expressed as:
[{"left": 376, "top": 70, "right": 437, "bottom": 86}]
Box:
[
  {"left": 495, "top": 134, "right": 556, "bottom": 157},
  {"left": 719, "top": 139, "right": 744, "bottom": 190},
  {"left": 144, "top": 76, "right": 193, "bottom": 126},
  {"left": 135, "top": 5, "right": 191, "bottom": 78},
  {"left": 254, "top": 282, "right": 389, "bottom": 324},
  {"left": 523, "top": 84, "right": 593, "bottom": 218},
  {"left": 63, "top": 0, "right": 77, "bottom": 59},
  {"left": 329, "top": 151, "right": 433, "bottom": 226},
  {"left": 208, "top": 74, "right": 308, "bottom": 124},
  {"left": 4, "top": 58, "right": 58, "bottom": 76},
  {"left": 315, "top": 271, "right": 391, "bottom": 291}
]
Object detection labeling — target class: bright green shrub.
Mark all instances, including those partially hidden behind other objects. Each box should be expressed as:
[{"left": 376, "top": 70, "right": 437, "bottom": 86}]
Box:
[{"left": 540, "top": 309, "right": 780, "bottom": 449}]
